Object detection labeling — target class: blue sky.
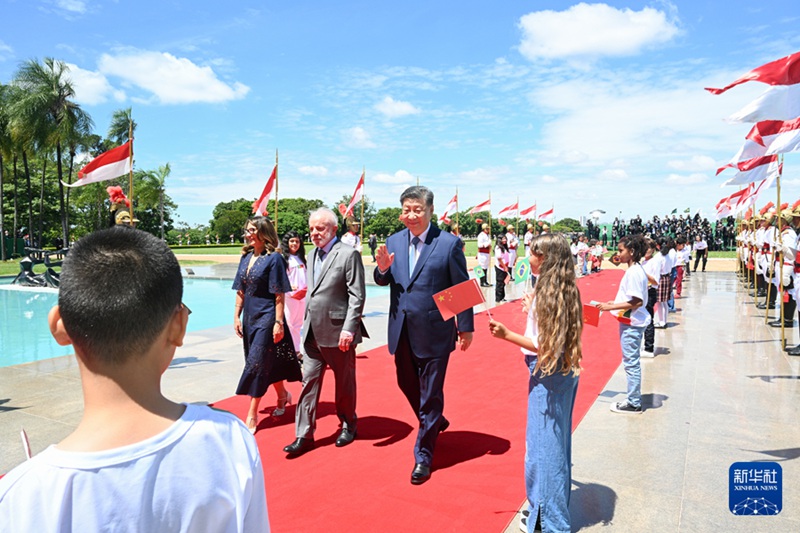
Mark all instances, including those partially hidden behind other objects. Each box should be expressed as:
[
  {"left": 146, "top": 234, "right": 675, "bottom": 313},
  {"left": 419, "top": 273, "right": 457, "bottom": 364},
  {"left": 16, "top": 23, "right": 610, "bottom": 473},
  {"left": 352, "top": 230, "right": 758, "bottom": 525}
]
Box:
[{"left": 1, "top": 0, "right": 799, "bottom": 227}]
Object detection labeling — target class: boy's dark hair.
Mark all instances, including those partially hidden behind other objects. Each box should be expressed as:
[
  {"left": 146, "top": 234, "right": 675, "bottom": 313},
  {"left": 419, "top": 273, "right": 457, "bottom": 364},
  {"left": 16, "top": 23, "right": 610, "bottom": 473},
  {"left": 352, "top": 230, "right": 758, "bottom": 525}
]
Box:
[
  {"left": 675, "top": 236, "right": 687, "bottom": 245},
  {"left": 58, "top": 227, "right": 183, "bottom": 365},
  {"left": 620, "top": 234, "right": 646, "bottom": 262}
]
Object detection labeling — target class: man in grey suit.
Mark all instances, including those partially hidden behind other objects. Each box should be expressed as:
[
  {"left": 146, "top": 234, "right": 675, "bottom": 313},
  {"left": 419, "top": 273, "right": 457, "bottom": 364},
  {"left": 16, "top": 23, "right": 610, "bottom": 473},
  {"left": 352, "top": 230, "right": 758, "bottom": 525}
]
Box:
[{"left": 284, "top": 208, "right": 367, "bottom": 456}]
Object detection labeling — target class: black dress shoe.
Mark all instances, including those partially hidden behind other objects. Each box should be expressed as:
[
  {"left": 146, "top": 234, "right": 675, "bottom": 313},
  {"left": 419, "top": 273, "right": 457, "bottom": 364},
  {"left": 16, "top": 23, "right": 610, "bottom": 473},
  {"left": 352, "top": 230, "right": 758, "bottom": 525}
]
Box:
[
  {"left": 335, "top": 428, "right": 357, "bottom": 447},
  {"left": 786, "top": 345, "right": 800, "bottom": 356},
  {"left": 411, "top": 463, "right": 431, "bottom": 485},
  {"left": 439, "top": 418, "right": 450, "bottom": 433},
  {"left": 757, "top": 289, "right": 767, "bottom": 297},
  {"left": 757, "top": 303, "right": 776, "bottom": 310},
  {"left": 768, "top": 320, "right": 794, "bottom": 328},
  {"left": 283, "top": 437, "right": 315, "bottom": 455}
]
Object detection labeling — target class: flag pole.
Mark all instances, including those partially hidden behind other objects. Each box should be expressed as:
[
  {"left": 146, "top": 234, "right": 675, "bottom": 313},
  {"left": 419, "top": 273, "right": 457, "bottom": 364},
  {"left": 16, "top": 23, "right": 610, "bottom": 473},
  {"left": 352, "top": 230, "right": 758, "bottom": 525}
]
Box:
[
  {"left": 127, "top": 119, "right": 135, "bottom": 222},
  {"left": 360, "top": 166, "right": 365, "bottom": 246},
  {"left": 455, "top": 187, "right": 459, "bottom": 233},
  {"left": 274, "top": 149, "right": 279, "bottom": 235},
  {"left": 778, "top": 155, "right": 786, "bottom": 347},
  {"left": 515, "top": 195, "right": 519, "bottom": 238}
]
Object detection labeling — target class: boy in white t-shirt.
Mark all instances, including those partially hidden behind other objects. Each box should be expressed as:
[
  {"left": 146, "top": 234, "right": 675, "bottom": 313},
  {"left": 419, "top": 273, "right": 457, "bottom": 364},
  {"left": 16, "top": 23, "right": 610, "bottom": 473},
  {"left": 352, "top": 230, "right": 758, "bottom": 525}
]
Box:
[{"left": 0, "top": 227, "right": 269, "bottom": 532}]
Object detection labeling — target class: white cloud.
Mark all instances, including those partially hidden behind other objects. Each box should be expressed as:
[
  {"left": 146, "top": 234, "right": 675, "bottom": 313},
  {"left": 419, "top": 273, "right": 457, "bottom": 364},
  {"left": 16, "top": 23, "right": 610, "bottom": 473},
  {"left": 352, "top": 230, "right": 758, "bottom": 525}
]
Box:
[
  {"left": 298, "top": 165, "right": 328, "bottom": 176},
  {"left": 667, "top": 155, "right": 717, "bottom": 172},
  {"left": 98, "top": 50, "right": 250, "bottom": 104},
  {"left": 527, "top": 75, "right": 742, "bottom": 166},
  {"left": 55, "top": 0, "right": 87, "bottom": 14},
  {"left": 66, "top": 63, "right": 126, "bottom": 105},
  {"left": 373, "top": 170, "right": 414, "bottom": 184},
  {"left": 342, "top": 126, "right": 376, "bottom": 149},
  {"left": 0, "top": 40, "right": 12, "bottom": 61},
  {"left": 541, "top": 175, "right": 559, "bottom": 184},
  {"left": 375, "top": 96, "right": 420, "bottom": 118},
  {"left": 599, "top": 169, "right": 629, "bottom": 181},
  {"left": 518, "top": 3, "right": 681, "bottom": 61},
  {"left": 665, "top": 173, "right": 708, "bottom": 185}
]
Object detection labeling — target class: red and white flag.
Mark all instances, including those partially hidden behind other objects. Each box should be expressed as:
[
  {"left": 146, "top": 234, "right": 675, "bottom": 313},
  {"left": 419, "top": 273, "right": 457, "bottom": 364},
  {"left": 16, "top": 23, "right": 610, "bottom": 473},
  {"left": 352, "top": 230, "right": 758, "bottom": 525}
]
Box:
[
  {"left": 727, "top": 84, "right": 800, "bottom": 123},
  {"left": 438, "top": 193, "right": 458, "bottom": 224},
  {"left": 252, "top": 165, "right": 277, "bottom": 215},
  {"left": 344, "top": 172, "right": 365, "bottom": 217},
  {"left": 66, "top": 141, "right": 132, "bottom": 187},
  {"left": 764, "top": 117, "right": 800, "bottom": 155},
  {"left": 715, "top": 189, "right": 748, "bottom": 219},
  {"left": 720, "top": 154, "right": 780, "bottom": 187},
  {"left": 716, "top": 121, "right": 782, "bottom": 175},
  {"left": 520, "top": 203, "right": 537, "bottom": 218},
  {"left": 468, "top": 198, "right": 491, "bottom": 215},
  {"left": 736, "top": 174, "right": 779, "bottom": 214},
  {"left": 538, "top": 207, "right": 554, "bottom": 220},
  {"left": 497, "top": 201, "right": 518, "bottom": 219},
  {"left": 705, "top": 50, "right": 800, "bottom": 95}
]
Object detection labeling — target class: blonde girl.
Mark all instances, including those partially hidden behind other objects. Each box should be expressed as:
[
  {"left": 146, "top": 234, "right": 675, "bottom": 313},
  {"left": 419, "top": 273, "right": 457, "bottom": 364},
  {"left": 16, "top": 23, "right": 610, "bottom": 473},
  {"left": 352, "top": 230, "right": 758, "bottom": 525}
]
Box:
[{"left": 489, "top": 233, "right": 583, "bottom": 533}]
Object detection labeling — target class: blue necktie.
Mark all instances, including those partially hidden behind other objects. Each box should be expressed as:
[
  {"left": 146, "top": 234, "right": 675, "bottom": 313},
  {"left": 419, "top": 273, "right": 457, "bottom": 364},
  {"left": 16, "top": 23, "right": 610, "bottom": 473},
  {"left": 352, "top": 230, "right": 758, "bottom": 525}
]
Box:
[{"left": 409, "top": 236, "right": 420, "bottom": 277}]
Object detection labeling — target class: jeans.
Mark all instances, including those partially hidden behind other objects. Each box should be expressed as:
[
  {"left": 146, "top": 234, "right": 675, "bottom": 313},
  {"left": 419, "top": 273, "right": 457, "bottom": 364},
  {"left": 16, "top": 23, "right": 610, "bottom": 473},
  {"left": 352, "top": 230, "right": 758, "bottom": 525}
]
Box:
[
  {"left": 524, "top": 355, "right": 579, "bottom": 533},
  {"left": 619, "top": 324, "right": 644, "bottom": 408},
  {"left": 667, "top": 267, "right": 677, "bottom": 311}
]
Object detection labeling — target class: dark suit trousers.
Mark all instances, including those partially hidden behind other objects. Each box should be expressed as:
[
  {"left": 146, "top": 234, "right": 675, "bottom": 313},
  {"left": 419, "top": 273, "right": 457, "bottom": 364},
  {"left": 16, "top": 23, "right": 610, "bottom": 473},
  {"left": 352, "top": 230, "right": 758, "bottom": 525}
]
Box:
[
  {"left": 395, "top": 323, "right": 449, "bottom": 466},
  {"left": 295, "top": 327, "right": 357, "bottom": 438}
]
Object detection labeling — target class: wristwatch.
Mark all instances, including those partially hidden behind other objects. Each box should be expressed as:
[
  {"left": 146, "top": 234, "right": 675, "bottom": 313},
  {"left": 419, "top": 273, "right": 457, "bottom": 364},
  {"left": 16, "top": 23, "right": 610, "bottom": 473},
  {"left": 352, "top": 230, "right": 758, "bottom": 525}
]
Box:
[{"left": 275, "top": 320, "right": 284, "bottom": 325}]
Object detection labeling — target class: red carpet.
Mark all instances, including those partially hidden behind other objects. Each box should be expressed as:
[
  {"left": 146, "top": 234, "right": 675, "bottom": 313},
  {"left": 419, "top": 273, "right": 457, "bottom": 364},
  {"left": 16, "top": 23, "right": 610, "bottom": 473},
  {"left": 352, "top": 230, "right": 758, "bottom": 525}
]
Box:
[{"left": 213, "top": 269, "right": 625, "bottom": 533}]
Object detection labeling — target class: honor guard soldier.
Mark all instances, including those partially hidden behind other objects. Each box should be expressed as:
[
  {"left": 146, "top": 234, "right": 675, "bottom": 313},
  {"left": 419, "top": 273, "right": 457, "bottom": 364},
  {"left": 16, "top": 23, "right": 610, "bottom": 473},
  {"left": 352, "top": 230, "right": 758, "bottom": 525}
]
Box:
[
  {"left": 769, "top": 203, "right": 796, "bottom": 328},
  {"left": 477, "top": 223, "right": 492, "bottom": 287},
  {"left": 506, "top": 225, "right": 519, "bottom": 269},
  {"left": 341, "top": 216, "right": 363, "bottom": 252}
]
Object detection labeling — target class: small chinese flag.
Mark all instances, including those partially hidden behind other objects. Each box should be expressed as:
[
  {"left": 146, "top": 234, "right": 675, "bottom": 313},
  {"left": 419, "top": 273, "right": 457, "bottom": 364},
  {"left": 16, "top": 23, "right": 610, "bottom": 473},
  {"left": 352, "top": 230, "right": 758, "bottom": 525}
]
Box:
[
  {"left": 433, "top": 278, "right": 485, "bottom": 321},
  {"left": 583, "top": 304, "right": 600, "bottom": 327}
]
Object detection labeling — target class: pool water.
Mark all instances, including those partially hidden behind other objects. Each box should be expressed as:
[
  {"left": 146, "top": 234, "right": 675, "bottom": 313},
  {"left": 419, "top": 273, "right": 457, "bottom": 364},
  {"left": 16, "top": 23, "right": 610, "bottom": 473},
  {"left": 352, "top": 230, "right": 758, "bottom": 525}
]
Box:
[{"left": 0, "top": 279, "right": 388, "bottom": 368}]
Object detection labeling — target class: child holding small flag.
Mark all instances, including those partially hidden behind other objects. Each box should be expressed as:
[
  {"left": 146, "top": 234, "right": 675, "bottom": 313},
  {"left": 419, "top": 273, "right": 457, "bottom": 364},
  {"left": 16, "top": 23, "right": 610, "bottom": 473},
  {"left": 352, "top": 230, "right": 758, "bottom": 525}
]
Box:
[
  {"left": 596, "top": 235, "right": 650, "bottom": 414},
  {"left": 488, "top": 234, "right": 582, "bottom": 533}
]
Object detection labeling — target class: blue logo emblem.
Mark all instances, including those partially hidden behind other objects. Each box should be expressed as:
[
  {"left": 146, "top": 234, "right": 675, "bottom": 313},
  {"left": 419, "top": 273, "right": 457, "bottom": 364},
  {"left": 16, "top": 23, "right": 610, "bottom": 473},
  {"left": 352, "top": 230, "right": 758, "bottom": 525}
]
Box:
[{"left": 729, "top": 462, "right": 782, "bottom": 515}]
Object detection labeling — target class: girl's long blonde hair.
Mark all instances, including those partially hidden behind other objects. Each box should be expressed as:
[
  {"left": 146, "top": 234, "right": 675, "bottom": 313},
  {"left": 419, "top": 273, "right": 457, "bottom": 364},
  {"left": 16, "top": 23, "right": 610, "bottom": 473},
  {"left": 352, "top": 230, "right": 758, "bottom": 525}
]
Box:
[{"left": 530, "top": 233, "right": 583, "bottom": 376}]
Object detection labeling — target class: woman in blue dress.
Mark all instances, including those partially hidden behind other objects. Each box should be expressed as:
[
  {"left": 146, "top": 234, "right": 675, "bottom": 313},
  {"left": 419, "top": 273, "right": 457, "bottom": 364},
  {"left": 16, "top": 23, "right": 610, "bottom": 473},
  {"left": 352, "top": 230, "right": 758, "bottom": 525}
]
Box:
[
  {"left": 489, "top": 234, "right": 583, "bottom": 533},
  {"left": 233, "top": 216, "right": 302, "bottom": 433}
]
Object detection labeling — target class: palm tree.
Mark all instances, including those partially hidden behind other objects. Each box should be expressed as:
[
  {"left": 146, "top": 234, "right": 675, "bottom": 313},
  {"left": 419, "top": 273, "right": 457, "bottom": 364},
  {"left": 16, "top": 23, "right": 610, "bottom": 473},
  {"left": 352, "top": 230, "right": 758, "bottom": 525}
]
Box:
[
  {"left": 0, "top": 83, "right": 9, "bottom": 260},
  {"left": 11, "top": 58, "right": 93, "bottom": 245},
  {"left": 151, "top": 163, "right": 171, "bottom": 239},
  {"left": 107, "top": 107, "right": 136, "bottom": 146},
  {"left": 3, "top": 83, "right": 33, "bottom": 249}
]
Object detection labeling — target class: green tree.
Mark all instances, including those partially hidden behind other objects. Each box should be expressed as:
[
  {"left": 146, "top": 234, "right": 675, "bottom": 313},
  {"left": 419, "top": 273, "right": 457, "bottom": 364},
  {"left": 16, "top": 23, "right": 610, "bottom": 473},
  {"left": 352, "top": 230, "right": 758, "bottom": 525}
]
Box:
[
  {"left": 366, "top": 207, "right": 404, "bottom": 238},
  {"left": 211, "top": 198, "right": 253, "bottom": 222},
  {"left": 11, "top": 58, "right": 93, "bottom": 244},
  {"left": 145, "top": 163, "right": 171, "bottom": 240},
  {"left": 213, "top": 209, "right": 249, "bottom": 243},
  {"left": 552, "top": 217, "right": 583, "bottom": 233},
  {"left": 0, "top": 83, "right": 9, "bottom": 259},
  {"left": 107, "top": 107, "right": 136, "bottom": 147}
]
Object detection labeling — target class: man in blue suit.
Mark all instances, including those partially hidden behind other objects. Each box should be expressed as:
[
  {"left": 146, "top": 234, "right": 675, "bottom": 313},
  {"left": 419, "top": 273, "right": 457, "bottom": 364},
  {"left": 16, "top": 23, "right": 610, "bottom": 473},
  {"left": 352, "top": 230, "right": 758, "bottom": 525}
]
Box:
[{"left": 374, "top": 186, "right": 474, "bottom": 484}]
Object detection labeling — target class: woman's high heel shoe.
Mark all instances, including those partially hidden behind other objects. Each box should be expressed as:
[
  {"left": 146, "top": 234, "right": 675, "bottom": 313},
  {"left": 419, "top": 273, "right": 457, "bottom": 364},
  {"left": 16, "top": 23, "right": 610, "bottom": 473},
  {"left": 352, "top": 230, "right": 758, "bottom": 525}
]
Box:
[
  {"left": 246, "top": 416, "right": 258, "bottom": 434},
  {"left": 273, "top": 391, "right": 292, "bottom": 416}
]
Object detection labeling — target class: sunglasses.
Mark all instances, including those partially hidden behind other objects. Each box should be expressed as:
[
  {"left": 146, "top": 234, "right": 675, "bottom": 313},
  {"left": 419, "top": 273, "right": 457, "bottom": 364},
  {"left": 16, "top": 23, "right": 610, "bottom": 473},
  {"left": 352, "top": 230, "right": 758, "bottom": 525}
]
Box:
[{"left": 180, "top": 302, "right": 192, "bottom": 315}]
